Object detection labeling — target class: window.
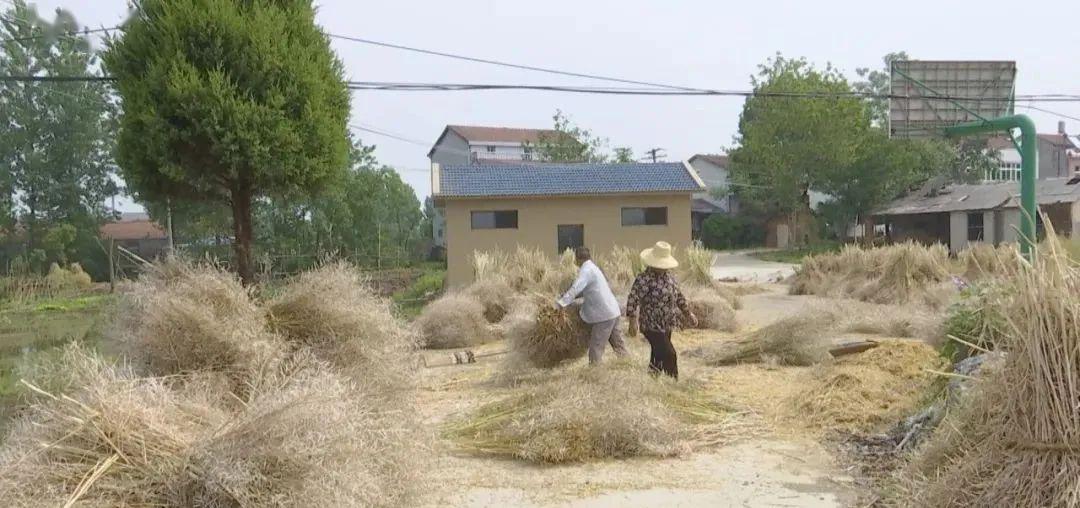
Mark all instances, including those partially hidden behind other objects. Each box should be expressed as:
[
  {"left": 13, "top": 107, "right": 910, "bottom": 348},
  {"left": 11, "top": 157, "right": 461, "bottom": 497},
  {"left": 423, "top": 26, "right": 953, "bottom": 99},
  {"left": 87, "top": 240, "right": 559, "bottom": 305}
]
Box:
[
  {"left": 471, "top": 210, "right": 518, "bottom": 229},
  {"left": 967, "top": 212, "right": 984, "bottom": 242},
  {"left": 557, "top": 225, "right": 584, "bottom": 254},
  {"left": 486, "top": 145, "right": 496, "bottom": 153},
  {"left": 621, "top": 207, "right": 668, "bottom": 226}
]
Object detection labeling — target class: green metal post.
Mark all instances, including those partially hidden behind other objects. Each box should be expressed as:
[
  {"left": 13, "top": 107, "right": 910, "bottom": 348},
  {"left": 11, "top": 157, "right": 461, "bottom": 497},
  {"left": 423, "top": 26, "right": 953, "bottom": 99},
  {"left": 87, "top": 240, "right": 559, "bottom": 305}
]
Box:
[{"left": 945, "top": 114, "right": 1038, "bottom": 258}]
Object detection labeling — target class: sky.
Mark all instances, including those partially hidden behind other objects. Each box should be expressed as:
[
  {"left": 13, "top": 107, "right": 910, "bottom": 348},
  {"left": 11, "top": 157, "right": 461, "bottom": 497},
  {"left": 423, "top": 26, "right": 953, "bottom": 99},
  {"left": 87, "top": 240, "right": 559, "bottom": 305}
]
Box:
[{"left": 17, "top": 0, "right": 1080, "bottom": 211}]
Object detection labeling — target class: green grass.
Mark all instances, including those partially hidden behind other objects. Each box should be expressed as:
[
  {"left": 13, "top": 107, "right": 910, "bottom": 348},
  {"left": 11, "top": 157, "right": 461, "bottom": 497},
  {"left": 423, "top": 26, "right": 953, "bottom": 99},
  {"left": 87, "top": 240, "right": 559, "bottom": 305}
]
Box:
[
  {"left": 0, "top": 293, "right": 113, "bottom": 431},
  {"left": 752, "top": 242, "right": 842, "bottom": 264},
  {"left": 393, "top": 269, "right": 445, "bottom": 319}
]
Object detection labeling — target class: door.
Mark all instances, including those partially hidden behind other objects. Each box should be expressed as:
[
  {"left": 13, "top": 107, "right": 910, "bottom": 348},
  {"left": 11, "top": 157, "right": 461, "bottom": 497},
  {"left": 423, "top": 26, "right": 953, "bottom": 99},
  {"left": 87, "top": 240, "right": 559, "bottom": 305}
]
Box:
[{"left": 557, "top": 225, "right": 584, "bottom": 255}]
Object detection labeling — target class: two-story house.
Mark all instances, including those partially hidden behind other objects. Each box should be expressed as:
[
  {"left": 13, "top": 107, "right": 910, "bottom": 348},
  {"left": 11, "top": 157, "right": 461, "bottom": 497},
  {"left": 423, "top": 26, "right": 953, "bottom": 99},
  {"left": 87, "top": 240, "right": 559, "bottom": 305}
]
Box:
[
  {"left": 427, "top": 125, "right": 558, "bottom": 248},
  {"left": 985, "top": 121, "right": 1078, "bottom": 181}
]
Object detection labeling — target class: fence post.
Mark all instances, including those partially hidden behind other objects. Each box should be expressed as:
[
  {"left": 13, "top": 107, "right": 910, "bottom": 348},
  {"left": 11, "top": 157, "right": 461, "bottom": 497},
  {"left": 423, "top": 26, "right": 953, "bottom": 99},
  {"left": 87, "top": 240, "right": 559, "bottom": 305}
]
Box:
[{"left": 108, "top": 238, "right": 116, "bottom": 293}]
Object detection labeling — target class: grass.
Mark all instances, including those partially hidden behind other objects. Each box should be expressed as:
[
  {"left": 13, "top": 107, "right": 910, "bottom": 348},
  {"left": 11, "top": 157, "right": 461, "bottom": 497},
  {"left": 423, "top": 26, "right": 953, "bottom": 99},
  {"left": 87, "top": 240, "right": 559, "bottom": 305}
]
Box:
[
  {"left": 0, "top": 292, "right": 112, "bottom": 431},
  {"left": 392, "top": 267, "right": 446, "bottom": 319},
  {"left": 752, "top": 241, "right": 842, "bottom": 264}
]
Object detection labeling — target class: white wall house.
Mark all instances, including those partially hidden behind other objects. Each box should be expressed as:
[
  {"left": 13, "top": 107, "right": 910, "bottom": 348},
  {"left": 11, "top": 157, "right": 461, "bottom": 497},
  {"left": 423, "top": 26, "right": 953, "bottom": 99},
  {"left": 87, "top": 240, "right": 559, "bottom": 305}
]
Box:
[
  {"left": 984, "top": 122, "right": 1078, "bottom": 182},
  {"left": 427, "top": 125, "right": 558, "bottom": 248}
]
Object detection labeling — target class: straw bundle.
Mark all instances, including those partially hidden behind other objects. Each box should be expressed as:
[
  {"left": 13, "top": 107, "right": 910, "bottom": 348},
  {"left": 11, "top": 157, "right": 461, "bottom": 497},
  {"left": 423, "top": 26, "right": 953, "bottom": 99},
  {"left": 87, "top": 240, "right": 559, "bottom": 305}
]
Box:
[
  {"left": 503, "top": 246, "right": 551, "bottom": 291},
  {"left": 267, "top": 261, "right": 419, "bottom": 391},
  {"left": 597, "top": 245, "right": 643, "bottom": 292},
  {"left": 503, "top": 297, "right": 589, "bottom": 368},
  {"left": 959, "top": 242, "right": 1020, "bottom": 280},
  {"left": 535, "top": 248, "right": 578, "bottom": 296},
  {"left": 415, "top": 292, "right": 497, "bottom": 349},
  {"left": 676, "top": 244, "right": 715, "bottom": 286},
  {"left": 471, "top": 250, "right": 506, "bottom": 282},
  {"left": 902, "top": 233, "right": 1080, "bottom": 507},
  {"left": 463, "top": 275, "right": 515, "bottom": 323},
  {"left": 694, "top": 310, "right": 833, "bottom": 366},
  {"left": 792, "top": 242, "right": 955, "bottom": 308},
  {"left": 116, "top": 259, "right": 283, "bottom": 391},
  {"left": 445, "top": 361, "right": 740, "bottom": 463},
  {"left": 681, "top": 285, "right": 737, "bottom": 332}
]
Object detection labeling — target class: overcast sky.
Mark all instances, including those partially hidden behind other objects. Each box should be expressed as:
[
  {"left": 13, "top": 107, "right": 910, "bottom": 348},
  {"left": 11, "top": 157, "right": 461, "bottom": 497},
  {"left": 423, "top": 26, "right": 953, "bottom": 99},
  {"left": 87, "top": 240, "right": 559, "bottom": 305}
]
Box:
[{"left": 21, "top": 0, "right": 1080, "bottom": 209}]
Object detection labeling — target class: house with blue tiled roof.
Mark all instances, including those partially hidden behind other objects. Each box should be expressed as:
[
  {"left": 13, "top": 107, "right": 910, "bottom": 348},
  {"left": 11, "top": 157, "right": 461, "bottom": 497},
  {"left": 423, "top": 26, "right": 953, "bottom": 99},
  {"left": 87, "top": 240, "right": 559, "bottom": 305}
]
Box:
[{"left": 431, "top": 161, "right": 705, "bottom": 287}]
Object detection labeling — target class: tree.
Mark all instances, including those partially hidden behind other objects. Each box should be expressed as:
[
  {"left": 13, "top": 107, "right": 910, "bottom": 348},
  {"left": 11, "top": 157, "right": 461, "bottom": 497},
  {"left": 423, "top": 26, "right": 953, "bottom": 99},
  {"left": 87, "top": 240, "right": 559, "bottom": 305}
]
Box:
[
  {"left": 0, "top": 1, "right": 117, "bottom": 272},
  {"left": 104, "top": 0, "right": 351, "bottom": 284},
  {"left": 728, "top": 54, "right": 871, "bottom": 245},
  {"left": 854, "top": 51, "right": 909, "bottom": 128},
  {"left": 530, "top": 110, "right": 632, "bottom": 163}
]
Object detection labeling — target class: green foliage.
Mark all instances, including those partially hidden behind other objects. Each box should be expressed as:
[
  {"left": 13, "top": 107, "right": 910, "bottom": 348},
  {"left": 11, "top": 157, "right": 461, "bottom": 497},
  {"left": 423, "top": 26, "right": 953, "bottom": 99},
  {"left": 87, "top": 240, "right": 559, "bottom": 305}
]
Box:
[
  {"left": 700, "top": 214, "right": 764, "bottom": 250},
  {"left": 854, "top": 51, "right": 909, "bottom": 128},
  {"left": 940, "top": 283, "right": 1007, "bottom": 361},
  {"left": 728, "top": 54, "right": 871, "bottom": 223},
  {"left": 0, "top": 1, "right": 117, "bottom": 273},
  {"left": 104, "top": 0, "right": 351, "bottom": 283},
  {"left": 530, "top": 110, "right": 631, "bottom": 163},
  {"left": 393, "top": 268, "right": 445, "bottom": 319}
]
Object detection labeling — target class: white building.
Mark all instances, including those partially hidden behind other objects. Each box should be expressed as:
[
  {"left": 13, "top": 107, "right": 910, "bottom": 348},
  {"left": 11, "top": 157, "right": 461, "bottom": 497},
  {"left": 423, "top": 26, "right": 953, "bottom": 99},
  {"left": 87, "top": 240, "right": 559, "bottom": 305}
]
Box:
[
  {"left": 984, "top": 122, "right": 1078, "bottom": 182},
  {"left": 427, "top": 125, "right": 559, "bottom": 248}
]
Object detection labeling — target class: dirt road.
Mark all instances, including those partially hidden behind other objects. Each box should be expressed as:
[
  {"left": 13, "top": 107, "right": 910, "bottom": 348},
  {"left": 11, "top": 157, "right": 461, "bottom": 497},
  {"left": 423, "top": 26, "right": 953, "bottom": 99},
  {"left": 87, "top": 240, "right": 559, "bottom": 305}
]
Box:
[{"left": 710, "top": 251, "right": 798, "bottom": 283}]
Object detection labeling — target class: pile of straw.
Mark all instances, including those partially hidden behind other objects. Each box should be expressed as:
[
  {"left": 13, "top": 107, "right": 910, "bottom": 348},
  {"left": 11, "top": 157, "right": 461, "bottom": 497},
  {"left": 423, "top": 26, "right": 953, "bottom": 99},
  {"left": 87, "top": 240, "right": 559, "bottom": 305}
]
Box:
[
  {"left": 445, "top": 361, "right": 740, "bottom": 463},
  {"left": 681, "top": 285, "right": 737, "bottom": 332},
  {"left": 597, "top": 245, "right": 644, "bottom": 293},
  {"left": 901, "top": 234, "right": 1080, "bottom": 506},
  {"left": 463, "top": 275, "right": 515, "bottom": 323},
  {"left": 116, "top": 260, "right": 283, "bottom": 392},
  {"left": 676, "top": 244, "right": 715, "bottom": 286},
  {"left": 695, "top": 310, "right": 834, "bottom": 366},
  {"left": 502, "top": 246, "right": 551, "bottom": 291},
  {"left": 503, "top": 297, "right": 589, "bottom": 368},
  {"left": 792, "top": 242, "right": 955, "bottom": 308},
  {"left": 268, "top": 261, "right": 419, "bottom": 390},
  {"left": 0, "top": 259, "right": 426, "bottom": 506},
  {"left": 792, "top": 339, "right": 947, "bottom": 432},
  {"left": 45, "top": 262, "right": 93, "bottom": 290},
  {"left": 414, "top": 292, "right": 497, "bottom": 349}
]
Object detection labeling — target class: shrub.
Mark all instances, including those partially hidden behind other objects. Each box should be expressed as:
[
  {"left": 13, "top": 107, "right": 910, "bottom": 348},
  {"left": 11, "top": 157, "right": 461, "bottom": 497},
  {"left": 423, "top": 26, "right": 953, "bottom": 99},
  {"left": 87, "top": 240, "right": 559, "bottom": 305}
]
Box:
[{"left": 701, "top": 214, "right": 763, "bottom": 250}]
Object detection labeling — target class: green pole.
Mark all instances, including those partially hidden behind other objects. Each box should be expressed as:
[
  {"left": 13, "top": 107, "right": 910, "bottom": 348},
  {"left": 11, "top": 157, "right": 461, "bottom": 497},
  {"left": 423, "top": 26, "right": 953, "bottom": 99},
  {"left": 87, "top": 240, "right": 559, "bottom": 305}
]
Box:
[{"left": 945, "top": 114, "right": 1037, "bottom": 258}]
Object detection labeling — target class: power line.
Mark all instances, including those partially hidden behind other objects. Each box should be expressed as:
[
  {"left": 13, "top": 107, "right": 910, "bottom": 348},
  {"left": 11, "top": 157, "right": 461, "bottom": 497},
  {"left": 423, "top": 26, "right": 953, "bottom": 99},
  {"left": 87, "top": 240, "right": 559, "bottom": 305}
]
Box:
[{"left": 1019, "top": 104, "right": 1080, "bottom": 124}]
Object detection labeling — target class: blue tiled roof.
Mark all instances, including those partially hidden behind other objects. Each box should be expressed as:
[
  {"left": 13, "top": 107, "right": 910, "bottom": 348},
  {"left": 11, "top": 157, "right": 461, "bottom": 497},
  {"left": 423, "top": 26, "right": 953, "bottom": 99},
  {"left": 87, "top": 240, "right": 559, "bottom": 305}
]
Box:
[{"left": 436, "top": 162, "right": 703, "bottom": 198}]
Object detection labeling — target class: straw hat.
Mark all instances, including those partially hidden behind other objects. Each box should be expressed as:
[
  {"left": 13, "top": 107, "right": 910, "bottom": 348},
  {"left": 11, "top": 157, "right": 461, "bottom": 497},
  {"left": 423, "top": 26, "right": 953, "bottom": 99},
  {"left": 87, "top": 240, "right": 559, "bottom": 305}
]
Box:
[{"left": 640, "top": 241, "right": 679, "bottom": 270}]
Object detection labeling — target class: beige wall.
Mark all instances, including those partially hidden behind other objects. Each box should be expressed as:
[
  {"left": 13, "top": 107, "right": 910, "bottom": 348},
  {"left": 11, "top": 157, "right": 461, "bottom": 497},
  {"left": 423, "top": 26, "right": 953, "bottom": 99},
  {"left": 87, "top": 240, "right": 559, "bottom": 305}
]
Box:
[{"left": 443, "top": 193, "right": 693, "bottom": 287}]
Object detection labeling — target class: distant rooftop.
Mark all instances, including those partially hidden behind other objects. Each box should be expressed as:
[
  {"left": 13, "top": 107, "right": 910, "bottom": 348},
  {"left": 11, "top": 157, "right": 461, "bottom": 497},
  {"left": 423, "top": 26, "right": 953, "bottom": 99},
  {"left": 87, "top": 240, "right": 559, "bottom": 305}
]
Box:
[
  {"left": 688, "top": 154, "right": 729, "bottom": 167},
  {"left": 877, "top": 177, "right": 1080, "bottom": 216},
  {"left": 435, "top": 162, "right": 704, "bottom": 198}
]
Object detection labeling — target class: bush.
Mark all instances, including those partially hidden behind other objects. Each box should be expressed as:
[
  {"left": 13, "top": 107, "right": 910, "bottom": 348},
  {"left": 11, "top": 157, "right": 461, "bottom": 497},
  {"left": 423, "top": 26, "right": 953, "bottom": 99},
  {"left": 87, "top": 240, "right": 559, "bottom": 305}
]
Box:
[
  {"left": 940, "top": 283, "right": 1007, "bottom": 361},
  {"left": 701, "top": 214, "right": 764, "bottom": 250}
]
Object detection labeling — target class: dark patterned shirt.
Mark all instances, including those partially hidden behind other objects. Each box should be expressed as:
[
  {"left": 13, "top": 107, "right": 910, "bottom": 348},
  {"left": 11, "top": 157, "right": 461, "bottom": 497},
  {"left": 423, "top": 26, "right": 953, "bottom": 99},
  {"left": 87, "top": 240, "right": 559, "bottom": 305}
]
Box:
[{"left": 625, "top": 269, "right": 691, "bottom": 333}]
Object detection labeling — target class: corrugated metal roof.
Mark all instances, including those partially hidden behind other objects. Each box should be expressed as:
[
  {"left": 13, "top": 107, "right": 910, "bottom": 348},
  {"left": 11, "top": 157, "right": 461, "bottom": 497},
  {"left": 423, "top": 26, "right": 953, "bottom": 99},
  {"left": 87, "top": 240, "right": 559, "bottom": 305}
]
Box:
[
  {"left": 877, "top": 177, "right": 1080, "bottom": 216},
  {"left": 436, "top": 162, "right": 704, "bottom": 198}
]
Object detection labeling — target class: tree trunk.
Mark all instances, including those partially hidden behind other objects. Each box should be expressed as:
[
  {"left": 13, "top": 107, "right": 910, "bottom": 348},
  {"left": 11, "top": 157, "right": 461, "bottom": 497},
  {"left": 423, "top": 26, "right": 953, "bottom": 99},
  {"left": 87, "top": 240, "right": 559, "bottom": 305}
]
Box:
[{"left": 231, "top": 188, "right": 255, "bottom": 285}]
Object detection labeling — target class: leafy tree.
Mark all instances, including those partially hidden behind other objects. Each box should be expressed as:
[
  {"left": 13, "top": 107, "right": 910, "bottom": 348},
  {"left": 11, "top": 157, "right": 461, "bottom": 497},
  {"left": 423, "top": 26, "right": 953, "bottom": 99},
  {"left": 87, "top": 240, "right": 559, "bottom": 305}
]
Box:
[
  {"left": 728, "top": 54, "right": 871, "bottom": 245},
  {"left": 104, "top": 0, "right": 351, "bottom": 284},
  {"left": 530, "top": 110, "right": 632, "bottom": 163},
  {"left": 854, "top": 51, "right": 909, "bottom": 128},
  {"left": 0, "top": 1, "right": 117, "bottom": 273}
]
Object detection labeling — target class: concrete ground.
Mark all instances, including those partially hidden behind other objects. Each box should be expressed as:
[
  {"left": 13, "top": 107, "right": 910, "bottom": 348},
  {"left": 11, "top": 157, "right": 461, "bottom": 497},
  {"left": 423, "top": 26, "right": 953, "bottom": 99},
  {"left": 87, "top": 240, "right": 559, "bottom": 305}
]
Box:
[{"left": 710, "top": 250, "right": 798, "bottom": 283}]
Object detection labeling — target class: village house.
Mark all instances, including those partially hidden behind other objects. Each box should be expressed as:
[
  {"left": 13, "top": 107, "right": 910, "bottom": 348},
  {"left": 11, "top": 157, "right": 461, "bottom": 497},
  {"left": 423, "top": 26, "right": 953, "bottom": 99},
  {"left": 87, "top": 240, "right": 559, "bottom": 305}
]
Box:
[
  {"left": 431, "top": 161, "right": 704, "bottom": 287},
  {"left": 99, "top": 212, "right": 169, "bottom": 260},
  {"left": 687, "top": 154, "right": 736, "bottom": 238},
  {"left": 427, "top": 125, "right": 559, "bottom": 250},
  {"left": 875, "top": 177, "right": 1080, "bottom": 253},
  {"left": 984, "top": 122, "right": 1078, "bottom": 181}
]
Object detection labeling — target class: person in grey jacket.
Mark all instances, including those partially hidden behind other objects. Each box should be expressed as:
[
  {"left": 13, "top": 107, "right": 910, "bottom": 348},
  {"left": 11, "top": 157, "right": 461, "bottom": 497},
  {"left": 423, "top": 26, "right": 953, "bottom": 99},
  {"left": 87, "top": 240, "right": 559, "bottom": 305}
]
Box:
[{"left": 555, "top": 247, "right": 628, "bottom": 363}]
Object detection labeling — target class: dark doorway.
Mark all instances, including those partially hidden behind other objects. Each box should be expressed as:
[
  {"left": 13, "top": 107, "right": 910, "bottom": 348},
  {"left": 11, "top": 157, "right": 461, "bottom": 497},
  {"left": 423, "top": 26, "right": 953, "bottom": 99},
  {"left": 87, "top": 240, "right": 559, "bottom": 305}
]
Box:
[{"left": 557, "top": 224, "right": 584, "bottom": 255}]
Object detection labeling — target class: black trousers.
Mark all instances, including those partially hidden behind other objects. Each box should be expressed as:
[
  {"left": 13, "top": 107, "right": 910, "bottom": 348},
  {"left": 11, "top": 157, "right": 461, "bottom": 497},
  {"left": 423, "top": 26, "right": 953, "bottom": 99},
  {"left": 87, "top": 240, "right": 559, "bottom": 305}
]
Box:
[{"left": 643, "top": 329, "right": 677, "bottom": 379}]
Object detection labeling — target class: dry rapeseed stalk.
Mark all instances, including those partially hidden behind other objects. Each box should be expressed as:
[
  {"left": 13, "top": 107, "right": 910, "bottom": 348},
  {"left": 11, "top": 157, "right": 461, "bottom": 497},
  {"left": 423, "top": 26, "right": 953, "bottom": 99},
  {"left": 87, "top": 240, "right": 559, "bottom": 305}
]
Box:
[
  {"left": 901, "top": 229, "right": 1080, "bottom": 507},
  {"left": 463, "top": 275, "right": 515, "bottom": 323},
  {"left": 414, "top": 292, "right": 497, "bottom": 349},
  {"left": 503, "top": 297, "right": 589, "bottom": 369},
  {"left": 676, "top": 244, "right": 715, "bottom": 286},
  {"left": 115, "top": 258, "right": 283, "bottom": 393},
  {"left": 267, "top": 261, "right": 419, "bottom": 392},
  {"left": 681, "top": 285, "right": 737, "bottom": 332},
  {"left": 445, "top": 361, "right": 742, "bottom": 463},
  {"left": 694, "top": 309, "right": 834, "bottom": 366}
]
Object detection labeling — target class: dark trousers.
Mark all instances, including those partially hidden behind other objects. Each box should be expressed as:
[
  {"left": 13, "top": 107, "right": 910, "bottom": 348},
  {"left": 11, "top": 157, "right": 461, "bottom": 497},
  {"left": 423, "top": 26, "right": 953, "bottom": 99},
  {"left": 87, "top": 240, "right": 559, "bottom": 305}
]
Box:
[{"left": 643, "top": 329, "right": 677, "bottom": 379}]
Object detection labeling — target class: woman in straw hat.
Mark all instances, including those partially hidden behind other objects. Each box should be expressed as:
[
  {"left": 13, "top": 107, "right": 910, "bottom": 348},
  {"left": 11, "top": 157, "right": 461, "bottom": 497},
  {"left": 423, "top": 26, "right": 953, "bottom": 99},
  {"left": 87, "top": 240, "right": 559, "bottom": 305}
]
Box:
[{"left": 626, "top": 241, "right": 696, "bottom": 379}]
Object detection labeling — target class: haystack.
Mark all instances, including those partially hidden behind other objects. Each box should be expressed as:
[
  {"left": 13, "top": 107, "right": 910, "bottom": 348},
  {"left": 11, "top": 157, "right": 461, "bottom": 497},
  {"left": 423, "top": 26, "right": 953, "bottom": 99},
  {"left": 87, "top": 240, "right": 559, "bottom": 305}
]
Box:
[
  {"left": 503, "top": 297, "right": 589, "bottom": 368},
  {"left": 676, "top": 244, "right": 715, "bottom": 286},
  {"left": 267, "top": 261, "right": 419, "bottom": 390},
  {"left": 502, "top": 246, "right": 551, "bottom": 291},
  {"left": 415, "top": 292, "right": 497, "bottom": 349},
  {"left": 681, "top": 285, "right": 737, "bottom": 332},
  {"left": 597, "top": 245, "right": 643, "bottom": 292},
  {"left": 446, "top": 361, "right": 739, "bottom": 463},
  {"left": 0, "top": 349, "right": 422, "bottom": 507},
  {"left": 463, "top": 275, "right": 515, "bottom": 323},
  {"left": 901, "top": 233, "right": 1080, "bottom": 507},
  {"left": 116, "top": 259, "right": 283, "bottom": 391},
  {"left": 535, "top": 248, "right": 578, "bottom": 296},
  {"left": 792, "top": 242, "right": 955, "bottom": 308},
  {"left": 792, "top": 339, "right": 947, "bottom": 432},
  {"left": 694, "top": 309, "right": 833, "bottom": 366}
]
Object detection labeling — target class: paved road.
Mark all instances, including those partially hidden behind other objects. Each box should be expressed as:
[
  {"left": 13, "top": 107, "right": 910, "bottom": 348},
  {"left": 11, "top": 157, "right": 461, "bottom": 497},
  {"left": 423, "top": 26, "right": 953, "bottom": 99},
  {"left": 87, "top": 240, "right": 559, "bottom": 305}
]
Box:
[{"left": 710, "top": 250, "right": 798, "bottom": 283}]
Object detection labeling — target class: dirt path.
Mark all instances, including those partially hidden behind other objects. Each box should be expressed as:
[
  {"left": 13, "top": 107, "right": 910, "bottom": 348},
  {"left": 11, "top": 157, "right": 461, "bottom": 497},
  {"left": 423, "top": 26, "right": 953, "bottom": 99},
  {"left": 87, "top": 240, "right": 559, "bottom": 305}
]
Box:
[
  {"left": 413, "top": 284, "right": 866, "bottom": 507},
  {"left": 711, "top": 251, "right": 798, "bottom": 284}
]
